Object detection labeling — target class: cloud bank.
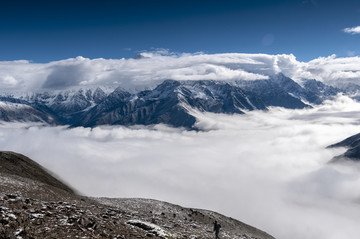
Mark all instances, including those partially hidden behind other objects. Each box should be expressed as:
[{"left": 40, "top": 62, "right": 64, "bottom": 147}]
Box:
[
  {"left": 1, "top": 95, "right": 360, "bottom": 239},
  {"left": 343, "top": 26, "right": 360, "bottom": 35},
  {"left": 2, "top": 52, "right": 360, "bottom": 92}
]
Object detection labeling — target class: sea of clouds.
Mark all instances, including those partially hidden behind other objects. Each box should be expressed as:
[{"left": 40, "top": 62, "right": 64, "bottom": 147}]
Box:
[
  {"left": 1, "top": 94, "right": 360, "bottom": 239},
  {"left": 2, "top": 51, "right": 360, "bottom": 92}
]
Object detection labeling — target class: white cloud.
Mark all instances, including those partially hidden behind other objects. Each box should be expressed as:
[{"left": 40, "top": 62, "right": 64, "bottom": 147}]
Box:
[
  {"left": 1, "top": 51, "right": 360, "bottom": 93},
  {"left": 343, "top": 26, "right": 360, "bottom": 35},
  {"left": 1, "top": 96, "right": 360, "bottom": 239}
]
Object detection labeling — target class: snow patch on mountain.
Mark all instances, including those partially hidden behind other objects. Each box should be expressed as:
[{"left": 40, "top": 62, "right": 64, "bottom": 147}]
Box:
[{"left": 0, "top": 101, "right": 31, "bottom": 110}]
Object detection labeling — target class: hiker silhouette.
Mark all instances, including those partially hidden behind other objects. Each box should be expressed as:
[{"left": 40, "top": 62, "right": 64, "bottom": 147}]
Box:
[{"left": 213, "top": 220, "right": 221, "bottom": 239}]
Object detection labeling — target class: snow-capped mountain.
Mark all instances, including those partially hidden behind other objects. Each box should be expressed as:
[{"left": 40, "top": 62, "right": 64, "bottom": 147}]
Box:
[
  {"left": 0, "top": 100, "right": 57, "bottom": 123},
  {"left": 0, "top": 74, "right": 351, "bottom": 128}
]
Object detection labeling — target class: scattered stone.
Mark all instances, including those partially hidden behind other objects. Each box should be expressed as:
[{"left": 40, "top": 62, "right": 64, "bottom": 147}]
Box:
[{"left": 0, "top": 151, "right": 275, "bottom": 239}]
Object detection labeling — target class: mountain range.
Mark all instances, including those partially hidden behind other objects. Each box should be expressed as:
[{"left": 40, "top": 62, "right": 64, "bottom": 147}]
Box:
[{"left": 0, "top": 73, "right": 357, "bottom": 129}]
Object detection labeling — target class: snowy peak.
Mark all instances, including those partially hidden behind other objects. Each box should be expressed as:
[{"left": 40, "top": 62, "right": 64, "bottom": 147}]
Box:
[{"left": 92, "top": 87, "right": 107, "bottom": 104}]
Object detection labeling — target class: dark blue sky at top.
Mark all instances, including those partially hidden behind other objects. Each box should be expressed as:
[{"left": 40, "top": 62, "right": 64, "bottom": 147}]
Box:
[{"left": 0, "top": 0, "right": 359, "bottom": 62}]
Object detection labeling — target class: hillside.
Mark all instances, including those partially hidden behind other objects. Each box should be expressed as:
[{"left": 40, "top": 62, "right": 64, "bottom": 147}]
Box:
[{"left": 0, "top": 151, "right": 275, "bottom": 239}]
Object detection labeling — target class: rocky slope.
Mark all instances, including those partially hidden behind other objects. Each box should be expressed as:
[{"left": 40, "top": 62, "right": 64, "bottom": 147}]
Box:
[
  {"left": 0, "top": 74, "right": 348, "bottom": 129},
  {"left": 0, "top": 151, "right": 275, "bottom": 239}
]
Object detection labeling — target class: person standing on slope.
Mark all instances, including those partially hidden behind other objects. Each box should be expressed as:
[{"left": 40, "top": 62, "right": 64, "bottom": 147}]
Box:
[{"left": 213, "top": 220, "right": 221, "bottom": 239}]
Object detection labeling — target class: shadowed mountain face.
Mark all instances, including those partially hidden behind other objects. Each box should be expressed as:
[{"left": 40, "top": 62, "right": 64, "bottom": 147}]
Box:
[
  {"left": 0, "top": 151, "right": 276, "bottom": 239},
  {"left": 0, "top": 74, "right": 346, "bottom": 129},
  {"left": 328, "top": 133, "right": 360, "bottom": 161}
]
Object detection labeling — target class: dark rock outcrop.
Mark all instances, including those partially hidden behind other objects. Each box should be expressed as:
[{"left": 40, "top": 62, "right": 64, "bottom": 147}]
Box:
[{"left": 328, "top": 133, "right": 360, "bottom": 161}]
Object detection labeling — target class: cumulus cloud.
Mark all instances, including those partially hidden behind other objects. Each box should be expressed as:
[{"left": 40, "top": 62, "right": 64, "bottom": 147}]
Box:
[
  {"left": 1, "top": 75, "right": 19, "bottom": 87},
  {"left": 2, "top": 52, "right": 360, "bottom": 92},
  {"left": 1, "top": 96, "right": 360, "bottom": 239},
  {"left": 343, "top": 26, "right": 360, "bottom": 35}
]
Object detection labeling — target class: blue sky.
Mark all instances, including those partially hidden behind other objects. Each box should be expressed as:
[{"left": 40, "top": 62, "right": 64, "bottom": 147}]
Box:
[{"left": 1, "top": 0, "right": 359, "bottom": 62}]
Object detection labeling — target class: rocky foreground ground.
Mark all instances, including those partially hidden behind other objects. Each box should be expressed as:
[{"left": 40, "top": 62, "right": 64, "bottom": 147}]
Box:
[{"left": 0, "top": 151, "right": 275, "bottom": 239}]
